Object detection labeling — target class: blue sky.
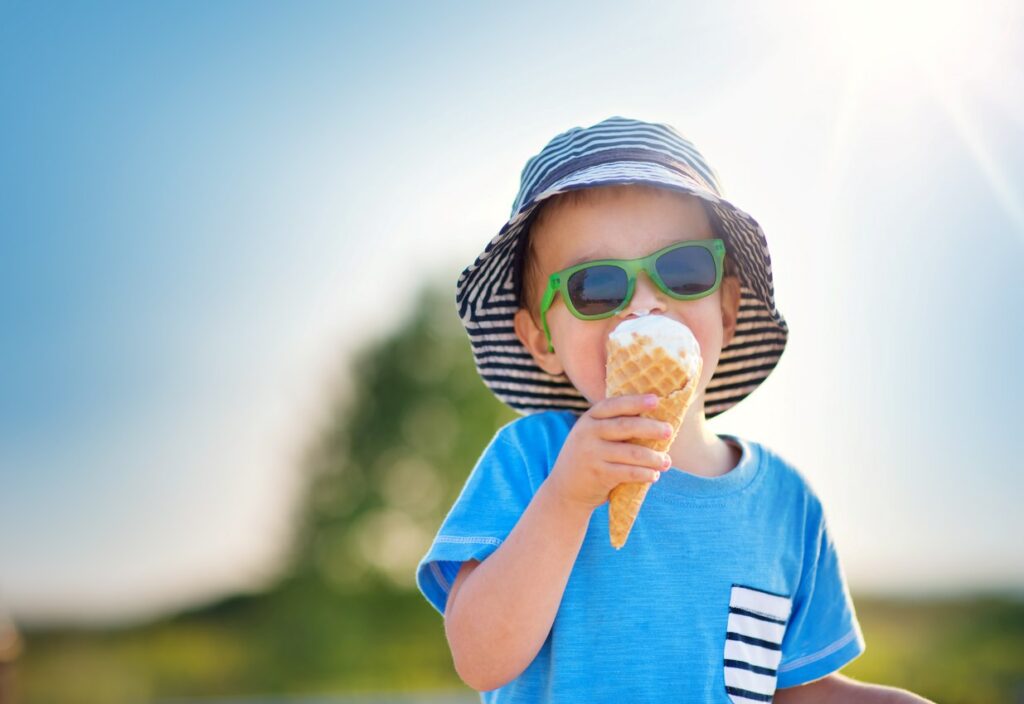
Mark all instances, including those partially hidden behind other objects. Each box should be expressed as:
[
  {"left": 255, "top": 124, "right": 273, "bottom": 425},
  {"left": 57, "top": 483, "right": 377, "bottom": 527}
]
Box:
[{"left": 2, "top": 0, "right": 1022, "bottom": 624}]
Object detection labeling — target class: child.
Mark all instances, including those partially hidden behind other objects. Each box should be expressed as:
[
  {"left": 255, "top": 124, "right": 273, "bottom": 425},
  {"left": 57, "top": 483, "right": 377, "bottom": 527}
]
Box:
[{"left": 415, "top": 116, "right": 932, "bottom": 703}]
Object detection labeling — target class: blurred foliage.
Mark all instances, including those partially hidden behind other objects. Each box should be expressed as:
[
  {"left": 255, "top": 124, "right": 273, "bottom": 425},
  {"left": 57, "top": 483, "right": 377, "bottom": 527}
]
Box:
[
  {"left": 283, "top": 275, "right": 516, "bottom": 595},
  {"left": 12, "top": 275, "right": 1024, "bottom": 703}
]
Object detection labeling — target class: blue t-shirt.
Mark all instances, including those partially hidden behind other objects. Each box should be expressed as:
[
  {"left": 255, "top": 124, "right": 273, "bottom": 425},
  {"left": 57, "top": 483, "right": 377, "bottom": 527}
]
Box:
[{"left": 415, "top": 410, "right": 866, "bottom": 702}]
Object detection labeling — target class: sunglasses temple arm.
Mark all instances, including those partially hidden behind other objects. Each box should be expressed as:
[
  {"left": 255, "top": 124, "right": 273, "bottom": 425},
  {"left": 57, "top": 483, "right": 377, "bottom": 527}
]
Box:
[{"left": 539, "top": 278, "right": 559, "bottom": 353}]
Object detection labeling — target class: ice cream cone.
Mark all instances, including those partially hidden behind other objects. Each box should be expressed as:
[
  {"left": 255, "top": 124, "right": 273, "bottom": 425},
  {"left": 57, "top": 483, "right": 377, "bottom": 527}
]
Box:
[{"left": 606, "top": 316, "right": 702, "bottom": 550}]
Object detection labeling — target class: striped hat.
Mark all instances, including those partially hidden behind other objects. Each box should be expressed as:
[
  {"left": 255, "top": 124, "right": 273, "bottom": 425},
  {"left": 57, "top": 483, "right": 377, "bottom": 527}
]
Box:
[{"left": 456, "top": 116, "right": 788, "bottom": 419}]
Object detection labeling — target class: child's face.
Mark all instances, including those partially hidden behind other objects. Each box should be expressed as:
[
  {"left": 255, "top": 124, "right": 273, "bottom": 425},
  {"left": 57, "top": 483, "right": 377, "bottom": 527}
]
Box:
[{"left": 513, "top": 186, "right": 742, "bottom": 408}]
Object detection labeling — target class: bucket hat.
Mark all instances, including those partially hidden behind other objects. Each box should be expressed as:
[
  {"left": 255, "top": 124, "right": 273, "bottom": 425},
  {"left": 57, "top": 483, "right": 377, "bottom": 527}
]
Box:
[{"left": 455, "top": 116, "right": 788, "bottom": 419}]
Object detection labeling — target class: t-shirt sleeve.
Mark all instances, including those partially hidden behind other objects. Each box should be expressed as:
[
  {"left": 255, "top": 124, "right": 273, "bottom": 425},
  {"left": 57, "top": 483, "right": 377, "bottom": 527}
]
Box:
[
  {"left": 776, "top": 499, "right": 867, "bottom": 688},
  {"left": 415, "top": 426, "right": 540, "bottom": 617}
]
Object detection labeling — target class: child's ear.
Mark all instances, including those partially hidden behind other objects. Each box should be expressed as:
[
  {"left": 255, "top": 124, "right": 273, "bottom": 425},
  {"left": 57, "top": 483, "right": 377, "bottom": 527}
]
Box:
[
  {"left": 720, "top": 274, "right": 742, "bottom": 347},
  {"left": 514, "top": 308, "right": 565, "bottom": 376}
]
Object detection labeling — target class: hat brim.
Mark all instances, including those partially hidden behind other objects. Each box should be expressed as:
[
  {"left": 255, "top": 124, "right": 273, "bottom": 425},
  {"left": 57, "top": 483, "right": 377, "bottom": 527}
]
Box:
[{"left": 456, "top": 160, "right": 788, "bottom": 419}]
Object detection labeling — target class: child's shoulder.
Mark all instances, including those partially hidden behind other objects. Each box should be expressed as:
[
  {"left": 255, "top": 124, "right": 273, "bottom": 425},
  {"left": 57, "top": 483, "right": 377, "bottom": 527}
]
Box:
[
  {"left": 495, "top": 409, "right": 579, "bottom": 449},
  {"left": 475, "top": 410, "right": 577, "bottom": 484},
  {"left": 741, "top": 436, "right": 826, "bottom": 512}
]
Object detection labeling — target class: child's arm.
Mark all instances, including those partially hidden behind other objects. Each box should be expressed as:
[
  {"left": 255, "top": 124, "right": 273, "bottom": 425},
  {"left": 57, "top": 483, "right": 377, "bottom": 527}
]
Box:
[
  {"left": 443, "top": 394, "right": 672, "bottom": 692},
  {"left": 775, "top": 673, "right": 936, "bottom": 703},
  {"left": 444, "top": 477, "right": 594, "bottom": 691}
]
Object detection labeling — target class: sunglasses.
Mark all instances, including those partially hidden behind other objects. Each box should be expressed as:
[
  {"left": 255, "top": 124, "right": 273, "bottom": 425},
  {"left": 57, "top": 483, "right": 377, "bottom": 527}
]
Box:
[{"left": 539, "top": 238, "right": 726, "bottom": 353}]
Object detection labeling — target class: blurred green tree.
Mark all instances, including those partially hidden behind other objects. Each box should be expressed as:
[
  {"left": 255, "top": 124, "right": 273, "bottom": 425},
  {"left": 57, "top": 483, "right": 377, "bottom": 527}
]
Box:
[{"left": 284, "top": 271, "right": 517, "bottom": 597}]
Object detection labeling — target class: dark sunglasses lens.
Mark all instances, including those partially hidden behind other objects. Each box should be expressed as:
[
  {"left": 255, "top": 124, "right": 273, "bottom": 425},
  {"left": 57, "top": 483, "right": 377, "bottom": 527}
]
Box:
[
  {"left": 567, "top": 265, "right": 628, "bottom": 316},
  {"left": 656, "top": 246, "right": 717, "bottom": 295}
]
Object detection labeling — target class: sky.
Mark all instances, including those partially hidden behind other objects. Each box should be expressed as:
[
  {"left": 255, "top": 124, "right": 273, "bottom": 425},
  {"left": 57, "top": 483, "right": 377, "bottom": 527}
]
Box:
[{"left": 2, "top": 0, "right": 1023, "bottom": 625}]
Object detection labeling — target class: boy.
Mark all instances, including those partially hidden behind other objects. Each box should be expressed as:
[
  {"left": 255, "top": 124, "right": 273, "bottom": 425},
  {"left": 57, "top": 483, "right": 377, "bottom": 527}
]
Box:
[{"left": 415, "top": 116, "right": 932, "bottom": 703}]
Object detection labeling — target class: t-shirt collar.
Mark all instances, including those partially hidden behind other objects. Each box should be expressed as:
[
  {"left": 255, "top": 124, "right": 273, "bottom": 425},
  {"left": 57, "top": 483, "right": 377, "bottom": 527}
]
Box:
[{"left": 654, "top": 433, "right": 761, "bottom": 500}]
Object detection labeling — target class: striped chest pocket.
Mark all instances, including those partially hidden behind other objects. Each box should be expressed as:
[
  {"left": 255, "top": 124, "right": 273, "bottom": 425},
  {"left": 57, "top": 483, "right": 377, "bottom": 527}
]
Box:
[{"left": 723, "top": 584, "right": 793, "bottom": 703}]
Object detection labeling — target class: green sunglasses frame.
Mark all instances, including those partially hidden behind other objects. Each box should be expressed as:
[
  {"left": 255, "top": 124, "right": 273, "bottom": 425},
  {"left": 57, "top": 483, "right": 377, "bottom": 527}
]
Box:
[{"left": 539, "top": 238, "right": 726, "bottom": 353}]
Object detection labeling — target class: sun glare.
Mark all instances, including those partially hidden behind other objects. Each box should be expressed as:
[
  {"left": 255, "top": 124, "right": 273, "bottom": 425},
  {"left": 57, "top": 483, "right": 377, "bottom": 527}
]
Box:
[
  {"left": 769, "top": 0, "right": 1024, "bottom": 236},
  {"left": 815, "top": 0, "right": 984, "bottom": 73},
  {"left": 786, "top": 0, "right": 1022, "bottom": 87}
]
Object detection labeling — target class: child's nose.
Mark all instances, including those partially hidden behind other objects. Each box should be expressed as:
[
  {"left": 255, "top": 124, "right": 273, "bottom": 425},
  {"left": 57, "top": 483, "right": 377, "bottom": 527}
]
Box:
[{"left": 619, "top": 270, "right": 667, "bottom": 318}]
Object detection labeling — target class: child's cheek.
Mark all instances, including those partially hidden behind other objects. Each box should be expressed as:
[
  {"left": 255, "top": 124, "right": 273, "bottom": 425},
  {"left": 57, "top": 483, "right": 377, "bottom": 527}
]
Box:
[{"left": 560, "top": 322, "right": 614, "bottom": 402}]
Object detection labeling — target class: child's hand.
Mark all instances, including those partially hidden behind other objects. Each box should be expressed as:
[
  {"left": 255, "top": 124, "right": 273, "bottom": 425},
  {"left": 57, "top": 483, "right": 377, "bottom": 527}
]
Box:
[{"left": 547, "top": 394, "right": 673, "bottom": 513}]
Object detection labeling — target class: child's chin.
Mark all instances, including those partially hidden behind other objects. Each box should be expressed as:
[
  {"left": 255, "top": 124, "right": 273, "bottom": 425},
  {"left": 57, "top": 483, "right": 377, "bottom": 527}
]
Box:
[
  {"left": 581, "top": 387, "right": 606, "bottom": 405},
  {"left": 562, "top": 379, "right": 600, "bottom": 406}
]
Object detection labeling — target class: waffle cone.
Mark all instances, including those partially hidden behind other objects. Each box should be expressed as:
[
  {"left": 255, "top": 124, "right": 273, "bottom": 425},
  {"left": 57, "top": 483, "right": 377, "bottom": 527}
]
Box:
[{"left": 606, "top": 332, "right": 702, "bottom": 550}]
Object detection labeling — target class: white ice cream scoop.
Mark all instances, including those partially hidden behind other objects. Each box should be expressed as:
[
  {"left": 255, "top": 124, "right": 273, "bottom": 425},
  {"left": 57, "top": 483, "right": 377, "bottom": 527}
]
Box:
[{"left": 609, "top": 315, "right": 702, "bottom": 380}]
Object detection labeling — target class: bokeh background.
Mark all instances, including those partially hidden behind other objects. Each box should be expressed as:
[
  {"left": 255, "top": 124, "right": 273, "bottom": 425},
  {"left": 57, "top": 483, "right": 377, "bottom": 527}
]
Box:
[{"left": 2, "top": 1, "right": 1023, "bottom": 702}]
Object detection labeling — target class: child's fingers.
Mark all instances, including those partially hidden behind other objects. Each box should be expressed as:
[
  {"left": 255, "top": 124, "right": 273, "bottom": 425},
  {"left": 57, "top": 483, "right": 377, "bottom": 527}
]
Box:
[
  {"left": 597, "top": 415, "right": 673, "bottom": 443},
  {"left": 603, "top": 462, "right": 663, "bottom": 485},
  {"left": 602, "top": 440, "right": 670, "bottom": 470},
  {"left": 589, "top": 393, "right": 657, "bottom": 420}
]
